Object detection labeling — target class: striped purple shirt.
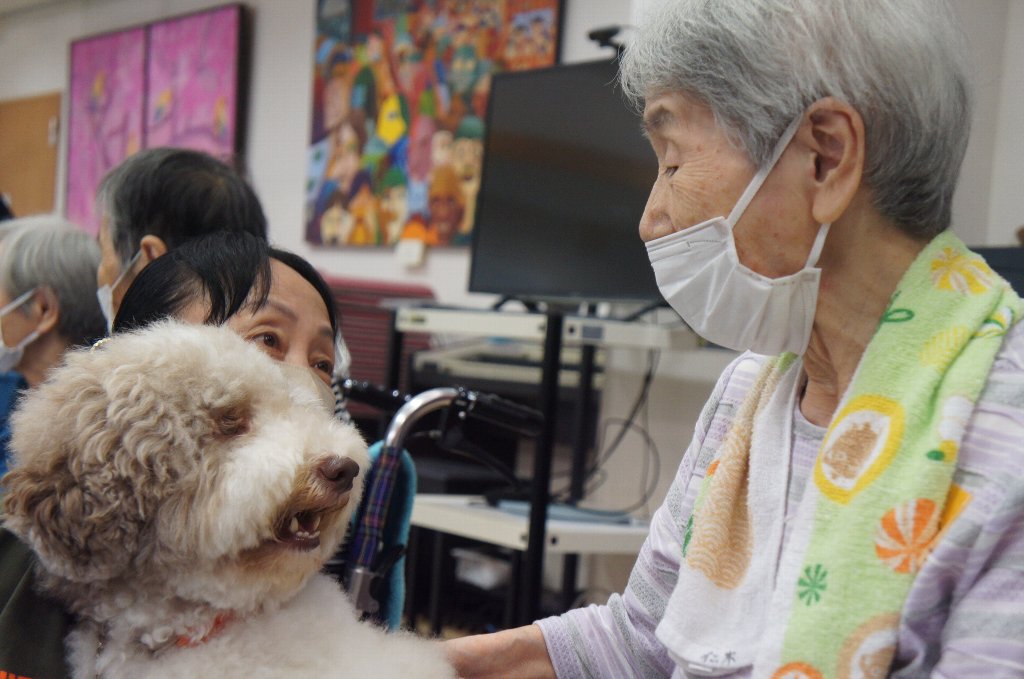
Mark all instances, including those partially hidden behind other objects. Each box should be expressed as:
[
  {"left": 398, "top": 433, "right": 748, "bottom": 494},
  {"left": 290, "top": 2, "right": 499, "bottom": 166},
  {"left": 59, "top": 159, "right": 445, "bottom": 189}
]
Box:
[{"left": 537, "top": 321, "right": 1024, "bottom": 678}]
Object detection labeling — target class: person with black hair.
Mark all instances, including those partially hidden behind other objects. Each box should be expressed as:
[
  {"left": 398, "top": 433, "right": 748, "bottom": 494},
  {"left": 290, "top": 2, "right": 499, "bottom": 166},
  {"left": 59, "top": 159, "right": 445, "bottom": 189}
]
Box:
[
  {"left": 113, "top": 231, "right": 273, "bottom": 333},
  {"left": 93, "top": 147, "right": 268, "bottom": 330},
  {"left": 114, "top": 233, "right": 339, "bottom": 389},
  {"left": 92, "top": 148, "right": 353, "bottom": 422}
]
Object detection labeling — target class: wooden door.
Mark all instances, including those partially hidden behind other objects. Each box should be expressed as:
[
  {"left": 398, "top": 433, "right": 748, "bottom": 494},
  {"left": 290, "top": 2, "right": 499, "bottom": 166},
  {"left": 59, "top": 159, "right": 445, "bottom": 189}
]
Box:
[{"left": 0, "top": 92, "right": 61, "bottom": 217}]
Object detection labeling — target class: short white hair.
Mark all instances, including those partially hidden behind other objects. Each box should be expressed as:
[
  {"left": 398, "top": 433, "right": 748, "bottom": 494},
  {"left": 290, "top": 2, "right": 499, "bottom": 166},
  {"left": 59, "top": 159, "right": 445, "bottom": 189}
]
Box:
[
  {"left": 0, "top": 215, "right": 105, "bottom": 346},
  {"left": 620, "top": 0, "right": 972, "bottom": 238}
]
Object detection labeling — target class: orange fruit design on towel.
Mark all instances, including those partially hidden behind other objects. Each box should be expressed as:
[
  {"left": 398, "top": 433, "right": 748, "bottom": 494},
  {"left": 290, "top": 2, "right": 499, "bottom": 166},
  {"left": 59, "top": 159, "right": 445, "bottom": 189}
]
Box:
[
  {"left": 771, "top": 662, "right": 823, "bottom": 679},
  {"left": 821, "top": 422, "right": 878, "bottom": 481},
  {"left": 685, "top": 432, "right": 752, "bottom": 589},
  {"left": 836, "top": 613, "right": 900, "bottom": 679},
  {"left": 874, "top": 499, "right": 939, "bottom": 573}
]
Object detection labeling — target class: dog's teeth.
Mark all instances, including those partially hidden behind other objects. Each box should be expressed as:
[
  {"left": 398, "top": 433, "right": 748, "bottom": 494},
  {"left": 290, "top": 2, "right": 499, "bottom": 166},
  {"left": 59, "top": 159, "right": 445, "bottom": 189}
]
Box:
[
  {"left": 311, "top": 515, "right": 321, "bottom": 531},
  {"left": 290, "top": 516, "right": 300, "bottom": 534}
]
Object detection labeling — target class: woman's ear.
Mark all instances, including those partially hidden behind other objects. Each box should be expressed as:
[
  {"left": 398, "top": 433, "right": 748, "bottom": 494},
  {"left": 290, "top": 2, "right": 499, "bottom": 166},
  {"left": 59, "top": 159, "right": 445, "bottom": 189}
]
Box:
[
  {"left": 138, "top": 234, "right": 168, "bottom": 267},
  {"left": 32, "top": 286, "right": 60, "bottom": 336},
  {"left": 802, "top": 97, "right": 865, "bottom": 225}
]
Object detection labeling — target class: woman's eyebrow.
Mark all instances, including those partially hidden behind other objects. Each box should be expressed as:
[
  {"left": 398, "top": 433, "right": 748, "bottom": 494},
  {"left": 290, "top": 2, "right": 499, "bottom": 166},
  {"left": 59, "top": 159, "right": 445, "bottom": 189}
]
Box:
[
  {"left": 642, "top": 105, "right": 675, "bottom": 139},
  {"left": 265, "top": 299, "right": 298, "bottom": 321}
]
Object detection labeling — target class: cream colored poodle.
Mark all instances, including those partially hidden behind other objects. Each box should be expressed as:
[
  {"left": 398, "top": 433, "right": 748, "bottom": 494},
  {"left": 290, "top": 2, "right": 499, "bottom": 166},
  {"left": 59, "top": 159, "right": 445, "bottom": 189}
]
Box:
[{"left": 3, "top": 321, "right": 454, "bottom": 679}]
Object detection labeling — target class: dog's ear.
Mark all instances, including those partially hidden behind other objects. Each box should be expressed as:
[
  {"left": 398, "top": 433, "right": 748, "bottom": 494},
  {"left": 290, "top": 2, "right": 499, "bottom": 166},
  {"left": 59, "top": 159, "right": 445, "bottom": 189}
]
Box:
[
  {"left": 3, "top": 459, "right": 144, "bottom": 583},
  {"left": 210, "top": 402, "right": 252, "bottom": 438},
  {"left": 2, "top": 358, "right": 151, "bottom": 583}
]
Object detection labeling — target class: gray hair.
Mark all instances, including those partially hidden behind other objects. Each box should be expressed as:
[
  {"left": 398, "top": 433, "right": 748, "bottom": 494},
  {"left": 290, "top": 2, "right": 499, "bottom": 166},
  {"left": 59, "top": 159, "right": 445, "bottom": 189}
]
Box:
[
  {"left": 0, "top": 216, "right": 106, "bottom": 346},
  {"left": 619, "top": 0, "right": 972, "bottom": 238}
]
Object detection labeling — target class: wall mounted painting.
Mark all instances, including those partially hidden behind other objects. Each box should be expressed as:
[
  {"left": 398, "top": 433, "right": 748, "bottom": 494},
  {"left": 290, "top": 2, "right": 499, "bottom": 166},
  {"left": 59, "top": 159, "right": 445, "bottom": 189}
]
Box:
[
  {"left": 65, "top": 4, "right": 243, "bottom": 235},
  {"left": 66, "top": 28, "right": 145, "bottom": 234},
  {"left": 306, "top": 0, "right": 563, "bottom": 248},
  {"left": 145, "top": 6, "right": 241, "bottom": 155}
]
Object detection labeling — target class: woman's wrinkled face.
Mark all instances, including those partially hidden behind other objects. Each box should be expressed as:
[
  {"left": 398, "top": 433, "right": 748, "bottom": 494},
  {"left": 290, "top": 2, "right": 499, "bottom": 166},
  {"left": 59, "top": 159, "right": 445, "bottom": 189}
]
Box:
[
  {"left": 180, "top": 260, "right": 335, "bottom": 386},
  {"left": 639, "top": 92, "right": 810, "bottom": 278},
  {"left": 639, "top": 93, "right": 754, "bottom": 243}
]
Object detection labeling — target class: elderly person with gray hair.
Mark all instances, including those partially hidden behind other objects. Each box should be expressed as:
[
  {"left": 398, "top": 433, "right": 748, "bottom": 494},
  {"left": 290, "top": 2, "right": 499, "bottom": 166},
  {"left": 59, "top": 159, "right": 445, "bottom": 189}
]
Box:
[
  {"left": 448, "top": 1, "right": 1024, "bottom": 677},
  {"left": 0, "top": 216, "right": 105, "bottom": 476}
]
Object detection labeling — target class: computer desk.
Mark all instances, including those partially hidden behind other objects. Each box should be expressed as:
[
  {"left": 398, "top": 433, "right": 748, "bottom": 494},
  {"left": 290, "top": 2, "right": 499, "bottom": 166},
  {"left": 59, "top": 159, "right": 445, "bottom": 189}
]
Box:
[
  {"left": 392, "top": 305, "right": 697, "bottom": 626},
  {"left": 406, "top": 494, "right": 650, "bottom": 632}
]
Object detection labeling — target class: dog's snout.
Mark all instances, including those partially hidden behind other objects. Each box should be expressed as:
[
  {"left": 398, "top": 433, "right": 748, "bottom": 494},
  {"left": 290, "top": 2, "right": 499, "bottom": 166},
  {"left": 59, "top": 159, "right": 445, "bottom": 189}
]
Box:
[{"left": 318, "top": 457, "right": 360, "bottom": 492}]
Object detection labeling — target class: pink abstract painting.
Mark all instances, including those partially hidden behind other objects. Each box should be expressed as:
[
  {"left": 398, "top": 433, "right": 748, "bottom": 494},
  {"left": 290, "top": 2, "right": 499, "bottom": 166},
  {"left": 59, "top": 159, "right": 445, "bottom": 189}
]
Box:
[
  {"left": 66, "top": 28, "right": 145, "bottom": 235},
  {"left": 145, "top": 6, "right": 240, "bottom": 154},
  {"left": 65, "top": 5, "right": 242, "bottom": 235}
]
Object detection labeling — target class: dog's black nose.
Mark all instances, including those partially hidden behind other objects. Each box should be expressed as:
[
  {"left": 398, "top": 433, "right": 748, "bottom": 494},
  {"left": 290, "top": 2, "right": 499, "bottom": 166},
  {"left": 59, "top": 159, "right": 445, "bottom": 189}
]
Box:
[{"left": 318, "top": 457, "right": 360, "bottom": 492}]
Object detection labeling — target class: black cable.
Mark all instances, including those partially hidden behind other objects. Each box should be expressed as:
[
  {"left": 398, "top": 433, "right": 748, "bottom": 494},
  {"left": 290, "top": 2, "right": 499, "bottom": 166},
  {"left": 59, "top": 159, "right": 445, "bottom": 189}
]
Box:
[
  {"left": 616, "top": 301, "right": 663, "bottom": 323},
  {"left": 551, "top": 349, "right": 659, "bottom": 502},
  {"left": 582, "top": 417, "right": 661, "bottom": 515},
  {"left": 401, "top": 431, "right": 523, "bottom": 489},
  {"left": 586, "top": 349, "right": 659, "bottom": 474}
]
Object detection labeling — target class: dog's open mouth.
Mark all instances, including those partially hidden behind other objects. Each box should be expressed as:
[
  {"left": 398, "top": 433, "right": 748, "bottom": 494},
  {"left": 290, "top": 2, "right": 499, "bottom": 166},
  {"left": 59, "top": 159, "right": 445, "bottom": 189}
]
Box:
[
  {"left": 278, "top": 509, "right": 324, "bottom": 550},
  {"left": 275, "top": 494, "right": 349, "bottom": 551}
]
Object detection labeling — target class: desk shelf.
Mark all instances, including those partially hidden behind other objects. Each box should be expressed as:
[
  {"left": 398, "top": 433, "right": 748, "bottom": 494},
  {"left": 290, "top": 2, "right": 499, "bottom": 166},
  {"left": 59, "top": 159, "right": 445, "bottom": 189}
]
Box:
[
  {"left": 411, "top": 494, "right": 650, "bottom": 555},
  {"left": 407, "top": 494, "right": 651, "bottom": 633},
  {"left": 391, "top": 305, "right": 681, "bottom": 625}
]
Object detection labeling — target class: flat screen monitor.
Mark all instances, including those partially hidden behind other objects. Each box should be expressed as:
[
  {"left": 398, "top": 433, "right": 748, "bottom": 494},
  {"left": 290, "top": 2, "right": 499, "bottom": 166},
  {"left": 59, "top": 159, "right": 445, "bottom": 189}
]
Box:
[{"left": 468, "top": 58, "right": 661, "bottom": 304}]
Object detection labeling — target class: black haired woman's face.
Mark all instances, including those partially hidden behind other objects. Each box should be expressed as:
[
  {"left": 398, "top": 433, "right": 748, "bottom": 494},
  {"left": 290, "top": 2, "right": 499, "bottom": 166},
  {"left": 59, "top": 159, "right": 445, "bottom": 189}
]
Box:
[
  {"left": 226, "top": 260, "right": 335, "bottom": 385},
  {"left": 178, "top": 259, "right": 335, "bottom": 385}
]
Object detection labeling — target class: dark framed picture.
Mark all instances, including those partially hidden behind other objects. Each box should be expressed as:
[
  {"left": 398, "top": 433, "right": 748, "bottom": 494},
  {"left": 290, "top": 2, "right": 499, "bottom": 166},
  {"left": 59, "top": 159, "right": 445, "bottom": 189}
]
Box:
[
  {"left": 306, "top": 0, "right": 564, "bottom": 248},
  {"left": 66, "top": 4, "right": 244, "bottom": 234}
]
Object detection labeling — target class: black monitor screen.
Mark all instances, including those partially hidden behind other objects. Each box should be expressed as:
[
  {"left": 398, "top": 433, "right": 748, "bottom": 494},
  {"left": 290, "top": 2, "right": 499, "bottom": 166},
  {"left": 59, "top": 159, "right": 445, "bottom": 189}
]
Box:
[{"left": 468, "top": 59, "right": 661, "bottom": 303}]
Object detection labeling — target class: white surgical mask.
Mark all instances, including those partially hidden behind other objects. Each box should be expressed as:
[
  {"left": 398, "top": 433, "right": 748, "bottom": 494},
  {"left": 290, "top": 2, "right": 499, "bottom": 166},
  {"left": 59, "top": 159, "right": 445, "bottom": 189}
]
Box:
[
  {"left": 97, "top": 250, "right": 142, "bottom": 334},
  {"left": 278, "top": 361, "right": 337, "bottom": 415},
  {"left": 333, "top": 333, "right": 352, "bottom": 381},
  {"left": 0, "top": 288, "right": 40, "bottom": 373},
  {"left": 646, "top": 116, "right": 830, "bottom": 356}
]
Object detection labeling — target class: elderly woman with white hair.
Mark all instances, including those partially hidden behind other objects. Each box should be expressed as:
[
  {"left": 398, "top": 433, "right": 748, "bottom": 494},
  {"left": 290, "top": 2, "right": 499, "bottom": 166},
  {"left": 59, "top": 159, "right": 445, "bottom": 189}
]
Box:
[
  {"left": 447, "top": 1, "right": 1024, "bottom": 677},
  {"left": 0, "top": 216, "right": 105, "bottom": 476}
]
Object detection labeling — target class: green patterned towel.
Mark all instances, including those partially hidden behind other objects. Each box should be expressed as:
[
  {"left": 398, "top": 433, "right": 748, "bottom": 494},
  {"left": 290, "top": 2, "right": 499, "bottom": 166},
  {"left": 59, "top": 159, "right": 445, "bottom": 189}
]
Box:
[{"left": 658, "top": 231, "right": 1022, "bottom": 678}]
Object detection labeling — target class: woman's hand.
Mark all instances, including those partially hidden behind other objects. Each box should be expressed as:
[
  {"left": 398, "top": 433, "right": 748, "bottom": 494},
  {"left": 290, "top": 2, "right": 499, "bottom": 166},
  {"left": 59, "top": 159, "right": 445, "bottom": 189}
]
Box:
[{"left": 444, "top": 624, "right": 556, "bottom": 679}]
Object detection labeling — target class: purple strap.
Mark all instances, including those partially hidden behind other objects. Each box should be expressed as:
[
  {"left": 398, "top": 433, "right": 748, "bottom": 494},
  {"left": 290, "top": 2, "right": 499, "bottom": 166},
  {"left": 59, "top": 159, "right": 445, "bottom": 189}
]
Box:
[{"left": 348, "top": 444, "right": 402, "bottom": 569}]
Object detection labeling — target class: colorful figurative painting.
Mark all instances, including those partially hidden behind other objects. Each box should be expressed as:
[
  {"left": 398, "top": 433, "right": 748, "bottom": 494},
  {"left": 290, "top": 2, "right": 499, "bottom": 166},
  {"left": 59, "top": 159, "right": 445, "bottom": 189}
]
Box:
[
  {"left": 65, "top": 5, "right": 242, "bottom": 235},
  {"left": 306, "top": 0, "right": 562, "bottom": 248},
  {"left": 66, "top": 28, "right": 146, "bottom": 235},
  {"left": 145, "top": 6, "right": 240, "bottom": 154}
]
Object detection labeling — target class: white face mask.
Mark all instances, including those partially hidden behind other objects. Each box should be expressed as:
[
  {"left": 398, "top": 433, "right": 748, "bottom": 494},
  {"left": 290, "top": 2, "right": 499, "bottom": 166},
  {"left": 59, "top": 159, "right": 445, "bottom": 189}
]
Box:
[
  {"left": 0, "top": 288, "right": 40, "bottom": 373},
  {"left": 96, "top": 250, "right": 142, "bottom": 334},
  {"left": 645, "top": 116, "right": 830, "bottom": 356},
  {"left": 278, "top": 361, "right": 337, "bottom": 415},
  {"left": 333, "top": 333, "right": 352, "bottom": 381}
]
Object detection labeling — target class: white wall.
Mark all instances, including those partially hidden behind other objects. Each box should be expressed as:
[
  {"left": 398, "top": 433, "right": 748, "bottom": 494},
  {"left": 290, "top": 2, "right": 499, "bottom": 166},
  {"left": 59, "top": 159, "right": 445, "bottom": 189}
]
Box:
[
  {"left": 988, "top": 0, "right": 1024, "bottom": 244},
  {"left": 952, "top": 0, "right": 1009, "bottom": 246}
]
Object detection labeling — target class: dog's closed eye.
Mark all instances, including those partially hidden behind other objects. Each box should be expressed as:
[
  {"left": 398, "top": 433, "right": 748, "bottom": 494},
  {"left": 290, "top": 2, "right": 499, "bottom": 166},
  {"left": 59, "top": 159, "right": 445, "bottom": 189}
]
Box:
[{"left": 211, "top": 404, "right": 251, "bottom": 438}]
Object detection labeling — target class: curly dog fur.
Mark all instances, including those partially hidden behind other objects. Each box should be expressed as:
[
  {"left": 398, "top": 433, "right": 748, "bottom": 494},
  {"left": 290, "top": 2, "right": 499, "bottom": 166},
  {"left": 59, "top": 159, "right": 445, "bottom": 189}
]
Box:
[{"left": 3, "top": 321, "right": 454, "bottom": 678}]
